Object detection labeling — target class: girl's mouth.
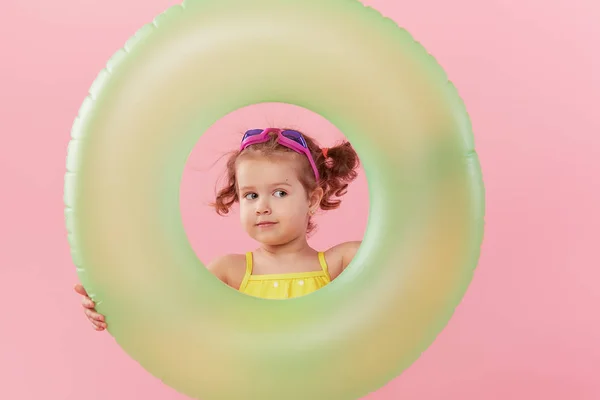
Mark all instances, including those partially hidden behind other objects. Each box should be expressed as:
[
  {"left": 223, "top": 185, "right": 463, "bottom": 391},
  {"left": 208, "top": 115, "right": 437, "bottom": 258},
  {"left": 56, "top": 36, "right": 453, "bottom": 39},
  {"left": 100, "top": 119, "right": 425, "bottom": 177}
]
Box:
[{"left": 256, "top": 221, "right": 277, "bottom": 227}]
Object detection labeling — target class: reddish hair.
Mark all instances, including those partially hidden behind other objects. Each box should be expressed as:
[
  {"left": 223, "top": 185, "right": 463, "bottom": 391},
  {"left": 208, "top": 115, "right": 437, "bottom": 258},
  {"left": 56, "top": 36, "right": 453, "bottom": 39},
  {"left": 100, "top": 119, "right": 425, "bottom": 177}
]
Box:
[{"left": 211, "top": 128, "right": 360, "bottom": 234}]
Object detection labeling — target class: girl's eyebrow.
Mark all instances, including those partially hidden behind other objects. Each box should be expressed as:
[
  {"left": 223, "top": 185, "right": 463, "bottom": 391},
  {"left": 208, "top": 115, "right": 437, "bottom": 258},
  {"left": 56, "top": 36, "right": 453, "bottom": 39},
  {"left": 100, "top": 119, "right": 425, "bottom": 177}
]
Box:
[
  {"left": 239, "top": 182, "right": 292, "bottom": 192},
  {"left": 271, "top": 182, "right": 292, "bottom": 187}
]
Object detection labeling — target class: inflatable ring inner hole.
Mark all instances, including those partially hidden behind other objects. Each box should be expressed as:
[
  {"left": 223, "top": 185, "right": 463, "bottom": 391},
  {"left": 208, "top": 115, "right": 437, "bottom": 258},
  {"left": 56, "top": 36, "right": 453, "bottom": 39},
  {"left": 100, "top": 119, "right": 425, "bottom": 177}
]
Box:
[{"left": 179, "top": 102, "right": 370, "bottom": 297}]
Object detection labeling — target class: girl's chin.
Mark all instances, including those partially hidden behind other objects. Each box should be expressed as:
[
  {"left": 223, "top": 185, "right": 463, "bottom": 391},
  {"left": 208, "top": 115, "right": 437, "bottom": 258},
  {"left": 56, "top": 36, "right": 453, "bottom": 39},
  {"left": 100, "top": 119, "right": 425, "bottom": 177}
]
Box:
[
  {"left": 251, "top": 231, "right": 297, "bottom": 247},
  {"left": 254, "top": 236, "right": 288, "bottom": 246}
]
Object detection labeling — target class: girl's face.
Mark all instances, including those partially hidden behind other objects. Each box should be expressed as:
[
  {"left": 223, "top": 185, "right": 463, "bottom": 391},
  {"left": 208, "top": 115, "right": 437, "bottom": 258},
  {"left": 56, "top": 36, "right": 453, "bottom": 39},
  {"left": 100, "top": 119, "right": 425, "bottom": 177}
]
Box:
[{"left": 235, "top": 154, "right": 320, "bottom": 246}]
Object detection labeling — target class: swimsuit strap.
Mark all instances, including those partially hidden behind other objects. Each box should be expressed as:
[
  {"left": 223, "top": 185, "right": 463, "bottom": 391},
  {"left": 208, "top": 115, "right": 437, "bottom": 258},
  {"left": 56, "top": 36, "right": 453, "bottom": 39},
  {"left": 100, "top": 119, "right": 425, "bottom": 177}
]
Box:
[
  {"left": 318, "top": 252, "right": 331, "bottom": 280},
  {"left": 245, "top": 252, "right": 253, "bottom": 275},
  {"left": 238, "top": 252, "right": 253, "bottom": 291}
]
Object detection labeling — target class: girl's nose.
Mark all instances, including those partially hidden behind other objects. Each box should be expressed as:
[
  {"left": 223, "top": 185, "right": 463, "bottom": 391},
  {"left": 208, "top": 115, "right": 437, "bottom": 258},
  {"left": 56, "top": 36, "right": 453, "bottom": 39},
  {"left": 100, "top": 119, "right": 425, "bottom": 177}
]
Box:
[{"left": 255, "top": 200, "right": 271, "bottom": 215}]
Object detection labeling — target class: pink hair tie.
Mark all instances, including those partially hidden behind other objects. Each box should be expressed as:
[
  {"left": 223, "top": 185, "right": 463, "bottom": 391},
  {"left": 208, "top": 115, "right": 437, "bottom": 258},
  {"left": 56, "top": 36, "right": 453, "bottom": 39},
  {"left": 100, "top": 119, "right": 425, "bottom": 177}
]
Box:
[{"left": 322, "top": 147, "right": 329, "bottom": 158}]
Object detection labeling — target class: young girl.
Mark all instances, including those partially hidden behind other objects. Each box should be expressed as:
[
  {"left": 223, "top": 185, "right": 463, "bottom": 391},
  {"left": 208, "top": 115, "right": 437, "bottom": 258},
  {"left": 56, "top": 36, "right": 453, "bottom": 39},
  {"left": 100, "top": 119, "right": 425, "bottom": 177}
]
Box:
[{"left": 74, "top": 127, "right": 362, "bottom": 331}]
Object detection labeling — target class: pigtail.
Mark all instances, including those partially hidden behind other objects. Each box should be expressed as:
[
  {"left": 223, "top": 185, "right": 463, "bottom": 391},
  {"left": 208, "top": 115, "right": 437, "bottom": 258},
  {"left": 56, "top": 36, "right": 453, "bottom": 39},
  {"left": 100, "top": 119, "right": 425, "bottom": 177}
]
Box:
[
  {"left": 211, "top": 151, "right": 239, "bottom": 215},
  {"left": 318, "top": 141, "right": 360, "bottom": 210}
]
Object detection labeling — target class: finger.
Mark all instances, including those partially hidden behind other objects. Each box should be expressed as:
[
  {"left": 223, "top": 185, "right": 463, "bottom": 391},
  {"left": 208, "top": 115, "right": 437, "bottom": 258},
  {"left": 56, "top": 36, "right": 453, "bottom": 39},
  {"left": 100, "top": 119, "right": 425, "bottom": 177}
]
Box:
[
  {"left": 81, "top": 296, "right": 95, "bottom": 309},
  {"left": 74, "top": 283, "right": 88, "bottom": 297},
  {"left": 84, "top": 308, "right": 105, "bottom": 322},
  {"left": 90, "top": 320, "right": 107, "bottom": 331}
]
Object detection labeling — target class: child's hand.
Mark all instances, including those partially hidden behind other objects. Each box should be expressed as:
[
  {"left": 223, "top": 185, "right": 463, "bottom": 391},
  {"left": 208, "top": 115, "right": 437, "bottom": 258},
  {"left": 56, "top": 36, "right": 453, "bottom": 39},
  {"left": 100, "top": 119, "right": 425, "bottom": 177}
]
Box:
[{"left": 74, "top": 283, "right": 107, "bottom": 331}]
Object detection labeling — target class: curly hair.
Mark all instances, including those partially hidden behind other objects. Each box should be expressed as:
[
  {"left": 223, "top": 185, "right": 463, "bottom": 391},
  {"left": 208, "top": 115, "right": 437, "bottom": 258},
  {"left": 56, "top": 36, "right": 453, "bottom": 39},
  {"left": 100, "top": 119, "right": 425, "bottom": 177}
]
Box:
[{"left": 212, "top": 128, "right": 360, "bottom": 234}]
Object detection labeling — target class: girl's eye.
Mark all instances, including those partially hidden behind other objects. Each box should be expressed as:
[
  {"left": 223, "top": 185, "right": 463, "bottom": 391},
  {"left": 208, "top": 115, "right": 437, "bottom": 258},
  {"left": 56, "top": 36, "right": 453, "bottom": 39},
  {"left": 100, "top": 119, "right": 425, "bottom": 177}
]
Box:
[
  {"left": 274, "top": 190, "right": 287, "bottom": 198},
  {"left": 244, "top": 193, "right": 258, "bottom": 200}
]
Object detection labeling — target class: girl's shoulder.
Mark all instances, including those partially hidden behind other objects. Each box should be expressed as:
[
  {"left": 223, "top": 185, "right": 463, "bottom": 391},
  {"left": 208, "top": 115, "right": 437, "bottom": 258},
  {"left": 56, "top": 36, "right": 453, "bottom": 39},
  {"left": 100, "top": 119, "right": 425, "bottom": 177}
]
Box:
[
  {"left": 323, "top": 241, "right": 361, "bottom": 280},
  {"left": 206, "top": 253, "right": 247, "bottom": 290}
]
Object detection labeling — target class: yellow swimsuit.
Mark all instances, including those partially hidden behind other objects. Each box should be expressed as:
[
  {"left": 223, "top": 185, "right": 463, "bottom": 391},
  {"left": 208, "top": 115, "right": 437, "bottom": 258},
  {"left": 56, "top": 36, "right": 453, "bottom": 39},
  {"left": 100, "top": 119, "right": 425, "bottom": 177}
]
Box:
[{"left": 238, "top": 252, "right": 331, "bottom": 299}]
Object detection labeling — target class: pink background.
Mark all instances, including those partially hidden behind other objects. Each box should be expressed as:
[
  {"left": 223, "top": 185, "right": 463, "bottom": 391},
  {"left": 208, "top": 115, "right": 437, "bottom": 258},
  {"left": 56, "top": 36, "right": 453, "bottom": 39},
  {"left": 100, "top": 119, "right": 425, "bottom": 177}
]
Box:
[{"left": 1, "top": 0, "right": 599, "bottom": 399}]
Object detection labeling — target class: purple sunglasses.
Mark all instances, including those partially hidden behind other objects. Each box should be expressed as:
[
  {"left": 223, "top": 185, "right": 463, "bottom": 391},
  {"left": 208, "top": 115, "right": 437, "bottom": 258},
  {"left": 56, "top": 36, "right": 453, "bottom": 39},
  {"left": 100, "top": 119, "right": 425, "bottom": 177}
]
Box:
[{"left": 240, "top": 128, "right": 320, "bottom": 181}]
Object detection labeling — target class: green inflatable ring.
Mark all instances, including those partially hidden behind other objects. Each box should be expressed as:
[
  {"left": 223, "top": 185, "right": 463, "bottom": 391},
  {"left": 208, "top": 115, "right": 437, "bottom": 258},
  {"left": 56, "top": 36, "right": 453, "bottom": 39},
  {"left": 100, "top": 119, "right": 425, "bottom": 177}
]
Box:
[{"left": 64, "top": 0, "right": 485, "bottom": 398}]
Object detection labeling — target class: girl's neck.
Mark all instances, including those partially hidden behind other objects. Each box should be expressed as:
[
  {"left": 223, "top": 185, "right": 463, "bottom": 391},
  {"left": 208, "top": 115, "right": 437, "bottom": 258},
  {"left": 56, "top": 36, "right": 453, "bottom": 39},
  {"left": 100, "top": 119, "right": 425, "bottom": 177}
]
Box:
[{"left": 258, "top": 235, "right": 314, "bottom": 259}]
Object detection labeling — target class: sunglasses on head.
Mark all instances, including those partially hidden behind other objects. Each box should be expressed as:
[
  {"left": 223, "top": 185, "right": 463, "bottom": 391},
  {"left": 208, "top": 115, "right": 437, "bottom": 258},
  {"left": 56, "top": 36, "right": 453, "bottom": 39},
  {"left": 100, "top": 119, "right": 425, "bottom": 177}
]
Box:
[{"left": 240, "top": 128, "right": 320, "bottom": 181}]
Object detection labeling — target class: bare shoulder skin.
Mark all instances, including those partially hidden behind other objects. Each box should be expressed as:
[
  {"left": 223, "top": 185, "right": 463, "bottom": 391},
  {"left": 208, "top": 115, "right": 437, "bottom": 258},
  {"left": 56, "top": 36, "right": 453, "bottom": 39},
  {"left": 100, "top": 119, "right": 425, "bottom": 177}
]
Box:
[
  {"left": 323, "top": 240, "right": 362, "bottom": 280},
  {"left": 206, "top": 253, "right": 247, "bottom": 290}
]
